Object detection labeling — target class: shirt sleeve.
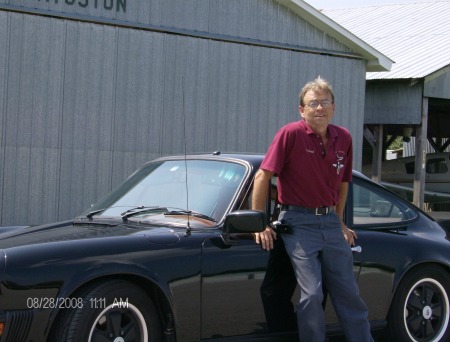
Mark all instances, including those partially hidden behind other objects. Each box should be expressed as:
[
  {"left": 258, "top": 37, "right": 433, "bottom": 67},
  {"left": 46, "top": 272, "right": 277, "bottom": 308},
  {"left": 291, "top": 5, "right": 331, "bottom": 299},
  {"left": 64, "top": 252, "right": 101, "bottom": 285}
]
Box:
[
  {"left": 260, "top": 126, "right": 293, "bottom": 175},
  {"left": 342, "top": 134, "right": 353, "bottom": 183}
]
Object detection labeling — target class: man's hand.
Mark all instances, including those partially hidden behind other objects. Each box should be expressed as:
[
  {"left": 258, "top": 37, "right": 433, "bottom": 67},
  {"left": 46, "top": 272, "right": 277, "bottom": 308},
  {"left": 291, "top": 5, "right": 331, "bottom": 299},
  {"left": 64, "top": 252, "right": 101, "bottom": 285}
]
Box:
[
  {"left": 254, "top": 226, "right": 277, "bottom": 251},
  {"left": 341, "top": 224, "right": 357, "bottom": 246}
]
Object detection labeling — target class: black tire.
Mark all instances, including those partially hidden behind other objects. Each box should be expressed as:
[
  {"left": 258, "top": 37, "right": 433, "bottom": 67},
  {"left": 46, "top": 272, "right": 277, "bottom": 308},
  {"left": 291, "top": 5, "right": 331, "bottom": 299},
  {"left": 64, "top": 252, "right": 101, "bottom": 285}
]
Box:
[
  {"left": 50, "top": 280, "right": 162, "bottom": 342},
  {"left": 387, "top": 266, "right": 450, "bottom": 342}
]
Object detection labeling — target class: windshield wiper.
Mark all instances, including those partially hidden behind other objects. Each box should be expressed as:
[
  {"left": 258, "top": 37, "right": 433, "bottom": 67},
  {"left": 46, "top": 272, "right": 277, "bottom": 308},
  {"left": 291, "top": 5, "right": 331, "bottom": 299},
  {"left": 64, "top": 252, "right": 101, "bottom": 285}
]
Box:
[
  {"left": 88, "top": 206, "right": 217, "bottom": 224},
  {"left": 164, "top": 209, "right": 217, "bottom": 223},
  {"left": 121, "top": 206, "right": 168, "bottom": 222},
  {"left": 86, "top": 208, "right": 106, "bottom": 219}
]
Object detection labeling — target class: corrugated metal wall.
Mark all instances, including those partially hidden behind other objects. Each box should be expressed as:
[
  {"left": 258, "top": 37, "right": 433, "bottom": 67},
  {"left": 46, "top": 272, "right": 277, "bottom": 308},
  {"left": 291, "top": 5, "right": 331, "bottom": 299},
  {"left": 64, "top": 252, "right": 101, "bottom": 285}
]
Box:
[
  {"left": 0, "top": 0, "right": 367, "bottom": 225},
  {"left": 365, "top": 80, "right": 423, "bottom": 124},
  {"left": 425, "top": 70, "right": 450, "bottom": 99},
  {"left": 403, "top": 138, "right": 450, "bottom": 157}
]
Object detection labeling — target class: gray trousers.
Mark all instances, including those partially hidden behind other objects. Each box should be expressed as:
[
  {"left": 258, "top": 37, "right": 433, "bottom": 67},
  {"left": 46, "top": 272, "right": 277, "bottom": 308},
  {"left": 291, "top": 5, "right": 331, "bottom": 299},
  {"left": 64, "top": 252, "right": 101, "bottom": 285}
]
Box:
[{"left": 280, "top": 210, "right": 373, "bottom": 342}]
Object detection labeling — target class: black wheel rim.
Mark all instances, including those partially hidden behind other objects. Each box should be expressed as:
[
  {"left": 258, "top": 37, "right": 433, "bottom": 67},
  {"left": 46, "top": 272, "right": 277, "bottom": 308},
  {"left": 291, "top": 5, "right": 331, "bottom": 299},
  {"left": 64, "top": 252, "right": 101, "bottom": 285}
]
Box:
[
  {"left": 404, "top": 278, "right": 449, "bottom": 341},
  {"left": 89, "top": 304, "right": 148, "bottom": 342}
]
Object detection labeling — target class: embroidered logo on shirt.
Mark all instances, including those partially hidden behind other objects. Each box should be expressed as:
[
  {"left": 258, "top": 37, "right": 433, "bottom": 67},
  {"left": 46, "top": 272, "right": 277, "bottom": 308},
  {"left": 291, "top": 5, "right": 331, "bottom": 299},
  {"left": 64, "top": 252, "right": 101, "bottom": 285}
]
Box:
[
  {"left": 332, "top": 151, "right": 346, "bottom": 174},
  {"left": 306, "top": 149, "right": 315, "bottom": 153}
]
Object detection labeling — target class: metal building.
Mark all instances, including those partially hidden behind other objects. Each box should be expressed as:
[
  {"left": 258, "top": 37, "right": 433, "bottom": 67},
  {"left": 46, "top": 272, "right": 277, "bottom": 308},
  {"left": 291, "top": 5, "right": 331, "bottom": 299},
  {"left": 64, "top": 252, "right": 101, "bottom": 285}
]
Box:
[
  {"left": 0, "top": 0, "right": 390, "bottom": 225},
  {"left": 324, "top": 1, "right": 450, "bottom": 208}
]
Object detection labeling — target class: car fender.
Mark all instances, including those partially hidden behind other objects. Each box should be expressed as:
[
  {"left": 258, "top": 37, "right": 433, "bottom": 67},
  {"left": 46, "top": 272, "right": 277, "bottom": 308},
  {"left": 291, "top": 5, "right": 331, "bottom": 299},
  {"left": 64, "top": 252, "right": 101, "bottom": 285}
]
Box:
[
  {"left": 390, "top": 234, "right": 450, "bottom": 298},
  {"left": 45, "top": 260, "right": 176, "bottom": 334}
]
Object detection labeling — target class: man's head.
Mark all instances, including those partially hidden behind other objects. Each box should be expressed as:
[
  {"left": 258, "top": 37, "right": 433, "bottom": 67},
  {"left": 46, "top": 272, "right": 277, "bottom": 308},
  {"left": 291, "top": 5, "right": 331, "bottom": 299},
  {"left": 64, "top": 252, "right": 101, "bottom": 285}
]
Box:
[{"left": 298, "top": 77, "right": 336, "bottom": 133}]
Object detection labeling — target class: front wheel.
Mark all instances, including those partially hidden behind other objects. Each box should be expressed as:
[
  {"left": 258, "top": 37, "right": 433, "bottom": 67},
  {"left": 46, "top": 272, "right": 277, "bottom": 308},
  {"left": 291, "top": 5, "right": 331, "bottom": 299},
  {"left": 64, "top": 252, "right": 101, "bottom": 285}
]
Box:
[
  {"left": 50, "top": 280, "right": 162, "bottom": 342},
  {"left": 387, "top": 266, "right": 450, "bottom": 342}
]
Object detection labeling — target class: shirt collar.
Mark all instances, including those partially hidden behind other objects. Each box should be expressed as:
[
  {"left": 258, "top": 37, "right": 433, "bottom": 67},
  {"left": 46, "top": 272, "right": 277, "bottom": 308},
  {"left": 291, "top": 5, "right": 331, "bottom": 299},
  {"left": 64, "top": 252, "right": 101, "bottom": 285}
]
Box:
[{"left": 299, "top": 120, "right": 338, "bottom": 140}]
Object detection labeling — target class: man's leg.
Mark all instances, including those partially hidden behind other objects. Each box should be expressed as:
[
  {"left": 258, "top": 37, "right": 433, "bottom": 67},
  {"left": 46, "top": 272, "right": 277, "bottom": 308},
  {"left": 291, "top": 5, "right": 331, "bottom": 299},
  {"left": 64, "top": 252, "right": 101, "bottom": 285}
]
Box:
[
  {"left": 321, "top": 213, "right": 373, "bottom": 342},
  {"left": 281, "top": 211, "right": 326, "bottom": 342},
  {"left": 260, "top": 236, "right": 297, "bottom": 332}
]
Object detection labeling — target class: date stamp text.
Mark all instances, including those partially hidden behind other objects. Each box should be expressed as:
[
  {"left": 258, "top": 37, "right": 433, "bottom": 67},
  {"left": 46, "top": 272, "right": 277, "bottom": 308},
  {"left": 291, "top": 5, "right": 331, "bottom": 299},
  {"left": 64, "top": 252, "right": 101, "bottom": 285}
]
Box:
[{"left": 26, "top": 297, "right": 129, "bottom": 309}]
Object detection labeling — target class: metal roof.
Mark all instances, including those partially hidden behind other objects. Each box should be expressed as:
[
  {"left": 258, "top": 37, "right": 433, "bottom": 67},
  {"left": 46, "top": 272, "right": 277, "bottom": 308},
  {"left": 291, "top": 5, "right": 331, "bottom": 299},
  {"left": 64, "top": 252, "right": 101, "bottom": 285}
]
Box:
[
  {"left": 322, "top": 1, "right": 450, "bottom": 79},
  {"left": 275, "top": 0, "right": 393, "bottom": 71}
]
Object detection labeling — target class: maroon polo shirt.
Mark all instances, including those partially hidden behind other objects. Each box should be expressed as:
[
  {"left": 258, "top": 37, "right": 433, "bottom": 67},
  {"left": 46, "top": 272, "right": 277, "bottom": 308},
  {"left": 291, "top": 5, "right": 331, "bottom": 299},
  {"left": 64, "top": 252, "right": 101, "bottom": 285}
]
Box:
[{"left": 261, "top": 120, "right": 353, "bottom": 208}]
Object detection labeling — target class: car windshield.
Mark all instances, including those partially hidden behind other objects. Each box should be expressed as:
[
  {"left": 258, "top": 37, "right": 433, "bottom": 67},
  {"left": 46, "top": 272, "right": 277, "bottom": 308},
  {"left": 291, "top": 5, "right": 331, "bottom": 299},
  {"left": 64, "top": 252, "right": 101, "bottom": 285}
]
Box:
[{"left": 85, "top": 159, "right": 247, "bottom": 223}]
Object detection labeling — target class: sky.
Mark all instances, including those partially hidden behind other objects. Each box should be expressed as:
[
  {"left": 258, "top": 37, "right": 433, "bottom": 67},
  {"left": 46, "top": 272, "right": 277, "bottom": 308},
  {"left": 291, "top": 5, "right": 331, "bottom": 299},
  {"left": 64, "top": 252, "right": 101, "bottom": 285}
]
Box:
[{"left": 305, "top": 0, "right": 445, "bottom": 10}]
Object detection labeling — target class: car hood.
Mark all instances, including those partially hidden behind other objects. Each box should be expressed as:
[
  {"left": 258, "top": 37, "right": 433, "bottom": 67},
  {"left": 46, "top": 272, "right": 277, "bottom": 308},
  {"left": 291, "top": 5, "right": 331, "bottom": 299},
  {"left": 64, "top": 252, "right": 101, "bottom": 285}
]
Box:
[{"left": 0, "top": 220, "right": 185, "bottom": 250}]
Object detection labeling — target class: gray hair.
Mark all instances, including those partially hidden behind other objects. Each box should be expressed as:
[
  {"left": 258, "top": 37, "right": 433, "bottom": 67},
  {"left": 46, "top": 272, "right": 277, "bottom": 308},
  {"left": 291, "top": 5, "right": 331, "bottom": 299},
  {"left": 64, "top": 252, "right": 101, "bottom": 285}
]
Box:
[{"left": 299, "top": 76, "right": 335, "bottom": 106}]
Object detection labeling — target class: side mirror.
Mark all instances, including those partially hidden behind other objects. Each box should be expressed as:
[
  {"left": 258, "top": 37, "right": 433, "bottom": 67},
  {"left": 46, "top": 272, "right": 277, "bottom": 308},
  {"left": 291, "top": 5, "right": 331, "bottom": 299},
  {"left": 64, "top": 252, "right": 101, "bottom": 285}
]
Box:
[{"left": 223, "top": 210, "right": 266, "bottom": 234}]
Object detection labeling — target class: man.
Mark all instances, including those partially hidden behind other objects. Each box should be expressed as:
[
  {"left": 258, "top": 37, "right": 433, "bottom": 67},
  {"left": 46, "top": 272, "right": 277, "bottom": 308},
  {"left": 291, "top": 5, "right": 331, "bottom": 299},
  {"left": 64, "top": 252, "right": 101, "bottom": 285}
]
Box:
[{"left": 252, "top": 77, "right": 373, "bottom": 341}]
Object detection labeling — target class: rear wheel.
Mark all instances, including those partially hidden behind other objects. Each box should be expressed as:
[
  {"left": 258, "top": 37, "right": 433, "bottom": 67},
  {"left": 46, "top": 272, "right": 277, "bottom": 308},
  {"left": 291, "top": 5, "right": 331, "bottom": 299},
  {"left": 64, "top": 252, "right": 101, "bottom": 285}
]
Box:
[
  {"left": 50, "top": 280, "right": 162, "bottom": 342},
  {"left": 387, "top": 266, "right": 450, "bottom": 341}
]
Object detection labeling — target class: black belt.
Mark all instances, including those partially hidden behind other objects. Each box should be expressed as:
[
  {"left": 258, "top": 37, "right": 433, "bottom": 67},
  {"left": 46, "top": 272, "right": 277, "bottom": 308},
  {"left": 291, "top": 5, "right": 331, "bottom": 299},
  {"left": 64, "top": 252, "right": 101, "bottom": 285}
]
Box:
[{"left": 281, "top": 205, "right": 334, "bottom": 216}]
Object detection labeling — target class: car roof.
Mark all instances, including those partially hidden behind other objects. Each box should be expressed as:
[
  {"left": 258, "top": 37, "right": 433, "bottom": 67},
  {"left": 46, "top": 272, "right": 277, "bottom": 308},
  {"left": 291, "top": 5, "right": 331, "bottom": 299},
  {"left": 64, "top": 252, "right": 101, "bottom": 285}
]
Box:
[
  {"left": 153, "top": 152, "right": 265, "bottom": 168},
  {"left": 152, "top": 151, "right": 366, "bottom": 179}
]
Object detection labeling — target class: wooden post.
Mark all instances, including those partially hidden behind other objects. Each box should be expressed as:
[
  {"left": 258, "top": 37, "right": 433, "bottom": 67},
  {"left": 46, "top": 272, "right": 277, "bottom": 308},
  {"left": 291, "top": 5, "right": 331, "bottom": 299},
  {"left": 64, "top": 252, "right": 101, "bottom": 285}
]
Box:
[
  {"left": 372, "top": 125, "right": 383, "bottom": 183},
  {"left": 413, "top": 97, "right": 428, "bottom": 209}
]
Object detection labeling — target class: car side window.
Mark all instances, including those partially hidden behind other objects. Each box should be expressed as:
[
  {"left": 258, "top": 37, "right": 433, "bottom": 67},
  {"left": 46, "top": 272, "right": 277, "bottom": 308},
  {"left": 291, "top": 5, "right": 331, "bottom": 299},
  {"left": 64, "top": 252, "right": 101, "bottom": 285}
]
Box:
[
  {"left": 351, "top": 179, "right": 417, "bottom": 227},
  {"left": 240, "top": 176, "right": 279, "bottom": 221},
  {"left": 426, "top": 158, "right": 448, "bottom": 174},
  {"left": 405, "top": 157, "right": 448, "bottom": 174}
]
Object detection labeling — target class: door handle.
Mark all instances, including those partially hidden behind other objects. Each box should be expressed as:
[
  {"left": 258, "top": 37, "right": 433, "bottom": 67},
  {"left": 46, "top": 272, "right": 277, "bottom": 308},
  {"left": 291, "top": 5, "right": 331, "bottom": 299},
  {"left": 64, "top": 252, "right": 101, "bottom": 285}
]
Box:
[{"left": 351, "top": 246, "right": 362, "bottom": 253}]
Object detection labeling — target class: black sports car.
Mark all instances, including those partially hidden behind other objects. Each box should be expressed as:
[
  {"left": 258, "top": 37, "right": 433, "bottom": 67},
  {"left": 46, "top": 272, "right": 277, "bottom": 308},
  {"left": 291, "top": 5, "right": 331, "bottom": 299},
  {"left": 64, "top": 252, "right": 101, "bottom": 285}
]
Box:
[{"left": 0, "top": 153, "right": 449, "bottom": 342}]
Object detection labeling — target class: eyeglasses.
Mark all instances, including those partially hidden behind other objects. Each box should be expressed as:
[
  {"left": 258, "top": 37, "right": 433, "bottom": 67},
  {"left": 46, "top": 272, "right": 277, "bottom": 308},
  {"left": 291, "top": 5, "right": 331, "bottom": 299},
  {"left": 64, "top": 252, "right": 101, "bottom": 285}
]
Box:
[{"left": 305, "top": 100, "right": 333, "bottom": 109}]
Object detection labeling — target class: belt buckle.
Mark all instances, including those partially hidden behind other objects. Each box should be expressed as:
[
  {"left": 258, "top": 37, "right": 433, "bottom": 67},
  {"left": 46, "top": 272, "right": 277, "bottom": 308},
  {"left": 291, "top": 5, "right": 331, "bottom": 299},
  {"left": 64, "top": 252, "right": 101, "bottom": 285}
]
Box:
[{"left": 315, "top": 207, "right": 328, "bottom": 215}]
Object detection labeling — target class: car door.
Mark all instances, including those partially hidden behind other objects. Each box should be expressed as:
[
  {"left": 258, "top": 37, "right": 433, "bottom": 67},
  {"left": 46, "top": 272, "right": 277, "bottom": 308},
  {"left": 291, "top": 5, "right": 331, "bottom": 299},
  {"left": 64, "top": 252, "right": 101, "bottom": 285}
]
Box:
[
  {"left": 200, "top": 177, "right": 296, "bottom": 339},
  {"left": 201, "top": 234, "right": 271, "bottom": 339}
]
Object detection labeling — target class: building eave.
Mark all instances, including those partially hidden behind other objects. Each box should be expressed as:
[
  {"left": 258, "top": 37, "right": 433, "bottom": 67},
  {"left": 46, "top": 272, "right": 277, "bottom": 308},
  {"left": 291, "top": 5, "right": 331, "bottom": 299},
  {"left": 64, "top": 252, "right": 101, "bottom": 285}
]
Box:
[{"left": 275, "top": 0, "right": 393, "bottom": 72}]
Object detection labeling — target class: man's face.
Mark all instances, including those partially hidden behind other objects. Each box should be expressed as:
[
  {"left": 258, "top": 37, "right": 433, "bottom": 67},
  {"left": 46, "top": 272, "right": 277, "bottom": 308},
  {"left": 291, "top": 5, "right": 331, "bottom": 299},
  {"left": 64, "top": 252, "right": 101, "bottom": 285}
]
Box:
[{"left": 299, "top": 90, "right": 335, "bottom": 131}]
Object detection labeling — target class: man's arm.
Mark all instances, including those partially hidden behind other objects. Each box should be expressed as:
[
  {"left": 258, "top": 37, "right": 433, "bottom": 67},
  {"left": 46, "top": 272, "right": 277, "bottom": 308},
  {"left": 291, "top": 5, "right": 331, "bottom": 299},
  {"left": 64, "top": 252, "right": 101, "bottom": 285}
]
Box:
[
  {"left": 336, "top": 182, "right": 357, "bottom": 246},
  {"left": 252, "top": 169, "right": 277, "bottom": 251}
]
